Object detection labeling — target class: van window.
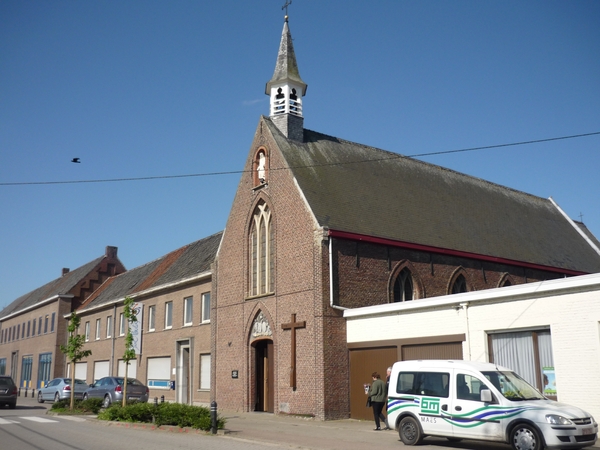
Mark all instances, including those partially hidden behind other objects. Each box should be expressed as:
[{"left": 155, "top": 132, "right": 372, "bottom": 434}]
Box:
[
  {"left": 482, "top": 370, "right": 544, "bottom": 401},
  {"left": 397, "top": 371, "right": 449, "bottom": 398},
  {"left": 457, "top": 373, "right": 487, "bottom": 401}
]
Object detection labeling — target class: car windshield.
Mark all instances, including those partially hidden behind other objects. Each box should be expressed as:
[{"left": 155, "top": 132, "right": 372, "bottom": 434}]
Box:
[{"left": 482, "top": 370, "right": 545, "bottom": 401}]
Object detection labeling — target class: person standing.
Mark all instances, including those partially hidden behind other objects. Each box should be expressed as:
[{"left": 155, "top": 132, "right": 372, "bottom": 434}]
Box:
[{"left": 368, "top": 372, "right": 389, "bottom": 430}]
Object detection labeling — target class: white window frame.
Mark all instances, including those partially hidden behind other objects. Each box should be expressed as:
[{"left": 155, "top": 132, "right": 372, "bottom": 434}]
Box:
[
  {"left": 119, "top": 313, "right": 125, "bottom": 336},
  {"left": 165, "top": 302, "right": 173, "bottom": 329},
  {"left": 200, "top": 354, "right": 211, "bottom": 390},
  {"left": 95, "top": 318, "right": 101, "bottom": 340},
  {"left": 84, "top": 321, "right": 90, "bottom": 342},
  {"left": 201, "top": 292, "right": 210, "bottom": 323},
  {"left": 148, "top": 305, "right": 156, "bottom": 332},
  {"left": 106, "top": 315, "right": 112, "bottom": 338},
  {"left": 183, "top": 297, "right": 193, "bottom": 326},
  {"left": 147, "top": 357, "right": 171, "bottom": 389}
]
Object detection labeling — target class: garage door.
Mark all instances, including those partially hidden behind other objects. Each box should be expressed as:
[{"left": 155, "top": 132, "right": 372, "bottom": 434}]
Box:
[
  {"left": 349, "top": 347, "right": 397, "bottom": 420},
  {"left": 401, "top": 341, "right": 463, "bottom": 360}
]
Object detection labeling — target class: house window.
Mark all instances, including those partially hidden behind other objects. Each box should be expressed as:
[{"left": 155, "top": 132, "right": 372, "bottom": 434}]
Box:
[
  {"left": 393, "top": 268, "right": 414, "bottom": 302},
  {"left": 84, "top": 321, "right": 90, "bottom": 342},
  {"left": 95, "top": 319, "right": 101, "bottom": 340},
  {"left": 106, "top": 315, "right": 113, "bottom": 338},
  {"left": 32, "top": 319, "right": 36, "bottom": 336},
  {"left": 451, "top": 274, "right": 467, "bottom": 294},
  {"left": 148, "top": 306, "right": 156, "bottom": 332},
  {"left": 51, "top": 312, "right": 55, "bottom": 332},
  {"left": 27, "top": 321, "right": 31, "bottom": 338},
  {"left": 147, "top": 357, "right": 171, "bottom": 388},
  {"left": 22, "top": 323, "right": 25, "bottom": 339},
  {"left": 489, "top": 329, "right": 555, "bottom": 396},
  {"left": 200, "top": 354, "right": 211, "bottom": 390},
  {"left": 165, "top": 302, "right": 173, "bottom": 329},
  {"left": 119, "top": 313, "right": 125, "bottom": 336},
  {"left": 201, "top": 293, "right": 210, "bottom": 323},
  {"left": 17, "top": 324, "right": 20, "bottom": 340},
  {"left": 44, "top": 315, "right": 49, "bottom": 333},
  {"left": 184, "top": 297, "right": 193, "bottom": 326},
  {"left": 250, "top": 202, "right": 274, "bottom": 296},
  {"left": 0, "top": 358, "right": 6, "bottom": 375},
  {"left": 38, "top": 317, "right": 42, "bottom": 335},
  {"left": 38, "top": 353, "right": 52, "bottom": 388}
]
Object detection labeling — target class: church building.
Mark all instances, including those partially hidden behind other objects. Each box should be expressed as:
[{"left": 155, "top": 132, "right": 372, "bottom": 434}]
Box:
[{"left": 212, "top": 16, "right": 600, "bottom": 420}]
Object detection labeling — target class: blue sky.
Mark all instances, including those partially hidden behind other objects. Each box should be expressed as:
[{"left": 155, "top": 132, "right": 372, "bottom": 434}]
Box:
[{"left": 1, "top": 0, "right": 599, "bottom": 307}]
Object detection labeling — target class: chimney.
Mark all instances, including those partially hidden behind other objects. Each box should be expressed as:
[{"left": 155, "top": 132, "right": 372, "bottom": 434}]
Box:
[
  {"left": 62, "top": 268, "right": 70, "bottom": 276},
  {"left": 106, "top": 246, "right": 118, "bottom": 259}
]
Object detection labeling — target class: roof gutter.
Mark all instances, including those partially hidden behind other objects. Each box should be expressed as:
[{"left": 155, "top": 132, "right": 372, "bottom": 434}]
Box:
[
  {"left": 328, "top": 230, "right": 587, "bottom": 277},
  {"left": 1, "top": 294, "right": 74, "bottom": 321},
  {"left": 76, "top": 270, "right": 212, "bottom": 315}
]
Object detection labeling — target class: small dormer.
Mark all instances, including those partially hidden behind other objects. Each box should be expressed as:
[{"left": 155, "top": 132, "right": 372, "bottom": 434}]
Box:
[{"left": 265, "top": 16, "right": 307, "bottom": 142}]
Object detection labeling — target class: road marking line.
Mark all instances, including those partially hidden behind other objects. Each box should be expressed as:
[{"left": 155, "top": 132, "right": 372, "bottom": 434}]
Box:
[
  {"left": 0, "top": 418, "right": 19, "bottom": 425},
  {"left": 19, "top": 417, "right": 59, "bottom": 423}
]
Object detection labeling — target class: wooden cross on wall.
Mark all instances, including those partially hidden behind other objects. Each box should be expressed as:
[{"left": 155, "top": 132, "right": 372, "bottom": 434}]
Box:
[{"left": 281, "top": 313, "right": 305, "bottom": 390}]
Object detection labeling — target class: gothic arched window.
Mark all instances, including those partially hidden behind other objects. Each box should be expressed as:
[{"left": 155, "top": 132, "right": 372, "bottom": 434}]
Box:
[
  {"left": 451, "top": 274, "right": 467, "bottom": 294},
  {"left": 393, "top": 268, "right": 414, "bottom": 302},
  {"left": 250, "top": 202, "right": 274, "bottom": 296}
]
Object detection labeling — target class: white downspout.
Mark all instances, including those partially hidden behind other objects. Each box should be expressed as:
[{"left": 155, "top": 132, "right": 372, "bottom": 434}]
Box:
[
  {"left": 329, "top": 237, "right": 348, "bottom": 311},
  {"left": 460, "top": 302, "right": 471, "bottom": 360}
]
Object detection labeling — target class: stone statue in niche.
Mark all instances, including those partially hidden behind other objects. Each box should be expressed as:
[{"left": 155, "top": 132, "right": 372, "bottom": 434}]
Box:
[{"left": 252, "top": 311, "right": 272, "bottom": 338}]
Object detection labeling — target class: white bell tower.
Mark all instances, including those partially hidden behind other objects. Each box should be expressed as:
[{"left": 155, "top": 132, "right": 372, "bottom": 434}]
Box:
[{"left": 265, "top": 15, "right": 307, "bottom": 142}]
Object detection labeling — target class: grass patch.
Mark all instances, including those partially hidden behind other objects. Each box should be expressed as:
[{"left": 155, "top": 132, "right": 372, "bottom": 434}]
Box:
[{"left": 98, "top": 402, "right": 226, "bottom": 431}]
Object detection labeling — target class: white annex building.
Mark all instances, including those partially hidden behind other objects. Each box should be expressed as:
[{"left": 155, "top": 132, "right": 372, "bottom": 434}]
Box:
[{"left": 345, "top": 272, "right": 600, "bottom": 421}]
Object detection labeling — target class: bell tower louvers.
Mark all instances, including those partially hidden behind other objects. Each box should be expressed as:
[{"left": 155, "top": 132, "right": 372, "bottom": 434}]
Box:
[{"left": 265, "top": 16, "right": 307, "bottom": 142}]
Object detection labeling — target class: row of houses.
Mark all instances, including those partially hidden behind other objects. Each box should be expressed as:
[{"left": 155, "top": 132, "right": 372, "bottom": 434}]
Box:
[{"left": 3, "top": 16, "right": 600, "bottom": 420}]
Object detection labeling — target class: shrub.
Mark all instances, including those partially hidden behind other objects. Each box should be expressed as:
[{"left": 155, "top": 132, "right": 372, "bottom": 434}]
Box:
[
  {"left": 97, "top": 402, "right": 225, "bottom": 431},
  {"left": 49, "top": 398, "right": 102, "bottom": 414}
]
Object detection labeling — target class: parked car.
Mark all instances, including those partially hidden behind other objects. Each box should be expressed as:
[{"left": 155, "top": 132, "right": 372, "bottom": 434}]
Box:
[
  {"left": 83, "top": 377, "right": 149, "bottom": 407},
  {"left": 0, "top": 376, "right": 18, "bottom": 409},
  {"left": 37, "top": 378, "right": 89, "bottom": 403}
]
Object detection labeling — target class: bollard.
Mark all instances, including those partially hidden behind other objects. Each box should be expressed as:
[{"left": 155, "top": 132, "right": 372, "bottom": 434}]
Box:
[
  {"left": 24, "top": 389, "right": 28, "bottom": 398},
  {"left": 160, "top": 395, "right": 164, "bottom": 403},
  {"left": 210, "top": 401, "right": 217, "bottom": 435},
  {"left": 18, "top": 388, "right": 21, "bottom": 397}
]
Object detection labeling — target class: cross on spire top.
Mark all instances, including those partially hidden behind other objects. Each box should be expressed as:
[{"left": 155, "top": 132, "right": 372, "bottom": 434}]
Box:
[{"left": 282, "top": 0, "right": 292, "bottom": 20}]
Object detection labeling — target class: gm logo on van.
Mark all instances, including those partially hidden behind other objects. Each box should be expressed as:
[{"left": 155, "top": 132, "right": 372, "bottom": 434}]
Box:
[{"left": 421, "top": 397, "right": 440, "bottom": 414}]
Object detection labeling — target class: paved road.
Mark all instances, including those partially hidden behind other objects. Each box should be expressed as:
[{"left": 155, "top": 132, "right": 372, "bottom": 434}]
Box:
[{"left": 3, "top": 394, "right": 599, "bottom": 450}]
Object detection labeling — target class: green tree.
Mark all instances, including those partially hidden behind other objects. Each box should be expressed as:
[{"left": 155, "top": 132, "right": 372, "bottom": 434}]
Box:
[
  {"left": 122, "top": 296, "right": 138, "bottom": 406},
  {"left": 60, "top": 312, "right": 92, "bottom": 410}
]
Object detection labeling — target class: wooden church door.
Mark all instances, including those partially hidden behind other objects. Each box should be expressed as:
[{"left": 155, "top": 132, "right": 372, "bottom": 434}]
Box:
[{"left": 253, "top": 339, "right": 274, "bottom": 412}]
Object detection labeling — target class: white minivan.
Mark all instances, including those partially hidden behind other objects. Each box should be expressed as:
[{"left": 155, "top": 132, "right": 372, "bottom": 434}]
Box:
[{"left": 387, "top": 360, "right": 597, "bottom": 450}]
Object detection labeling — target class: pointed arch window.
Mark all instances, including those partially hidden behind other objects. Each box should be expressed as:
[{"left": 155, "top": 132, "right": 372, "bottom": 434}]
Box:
[
  {"left": 250, "top": 202, "right": 274, "bottom": 296},
  {"left": 393, "top": 268, "right": 414, "bottom": 302},
  {"left": 451, "top": 274, "right": 467, "bottom": 294}
]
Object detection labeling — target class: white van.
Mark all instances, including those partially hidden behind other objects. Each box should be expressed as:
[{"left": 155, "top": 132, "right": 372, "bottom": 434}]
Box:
[{"left": 387, "top": 360, "right": 597, "bottom": 450}]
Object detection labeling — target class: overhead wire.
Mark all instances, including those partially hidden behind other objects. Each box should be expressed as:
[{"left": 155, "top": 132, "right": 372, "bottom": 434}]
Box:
[{"left": 1, "top": 131, "right": 598, "bottom": 186}]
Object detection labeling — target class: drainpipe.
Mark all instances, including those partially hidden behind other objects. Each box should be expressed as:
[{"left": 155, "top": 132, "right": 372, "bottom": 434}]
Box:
[
  {"left": 459, "top": 302, "right": 471, "bottom": 360},
  {"left": 329, "top": 237, "right": 348, "bottom": 311}
]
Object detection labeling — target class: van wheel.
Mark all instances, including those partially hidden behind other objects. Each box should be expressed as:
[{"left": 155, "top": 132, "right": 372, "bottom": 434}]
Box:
[
  {"left": 511, "top": 423, "right": 542, "bottom": 450},
  {"left": 399, "top": 416, "right": 423, "bottom": 445}
]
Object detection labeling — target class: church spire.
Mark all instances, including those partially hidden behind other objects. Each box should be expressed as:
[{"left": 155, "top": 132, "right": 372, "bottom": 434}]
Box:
[{"left": 266, "top": 15, "right": 307, "bottom": 142}]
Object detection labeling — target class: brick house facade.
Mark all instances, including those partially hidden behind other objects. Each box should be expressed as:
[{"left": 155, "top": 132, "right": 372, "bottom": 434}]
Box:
[{"left": 0, "top": 246, "right": 125, "bottom": 389}]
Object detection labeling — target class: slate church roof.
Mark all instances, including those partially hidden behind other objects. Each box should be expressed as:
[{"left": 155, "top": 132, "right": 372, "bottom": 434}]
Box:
[
  {"left": 261, "top": 116, "right": 600, "bottom": 274},
  {"left": 78, "top": 232, "right": 222, "bottom": 311}
]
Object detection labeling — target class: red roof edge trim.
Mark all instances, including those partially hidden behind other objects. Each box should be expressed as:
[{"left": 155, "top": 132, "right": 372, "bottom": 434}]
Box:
[{"left": 327, "top": 229, "right": 587, "bottom": 277}]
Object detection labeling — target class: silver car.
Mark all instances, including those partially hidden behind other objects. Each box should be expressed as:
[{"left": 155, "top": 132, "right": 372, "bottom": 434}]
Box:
[
  {"left": 37, "top": 378, "right": 89, "bottom": 403},
  {"left": 0, "top": 376, "right": 18, "bottom": 409},
  {"left": 82, "top": 377, "right": 149, "bottom": 407}
]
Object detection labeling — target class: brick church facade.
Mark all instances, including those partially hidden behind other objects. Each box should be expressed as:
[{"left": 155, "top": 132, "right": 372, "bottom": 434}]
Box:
[{"left": 211, "top": 17, "right": 600, "bottom": 420}]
